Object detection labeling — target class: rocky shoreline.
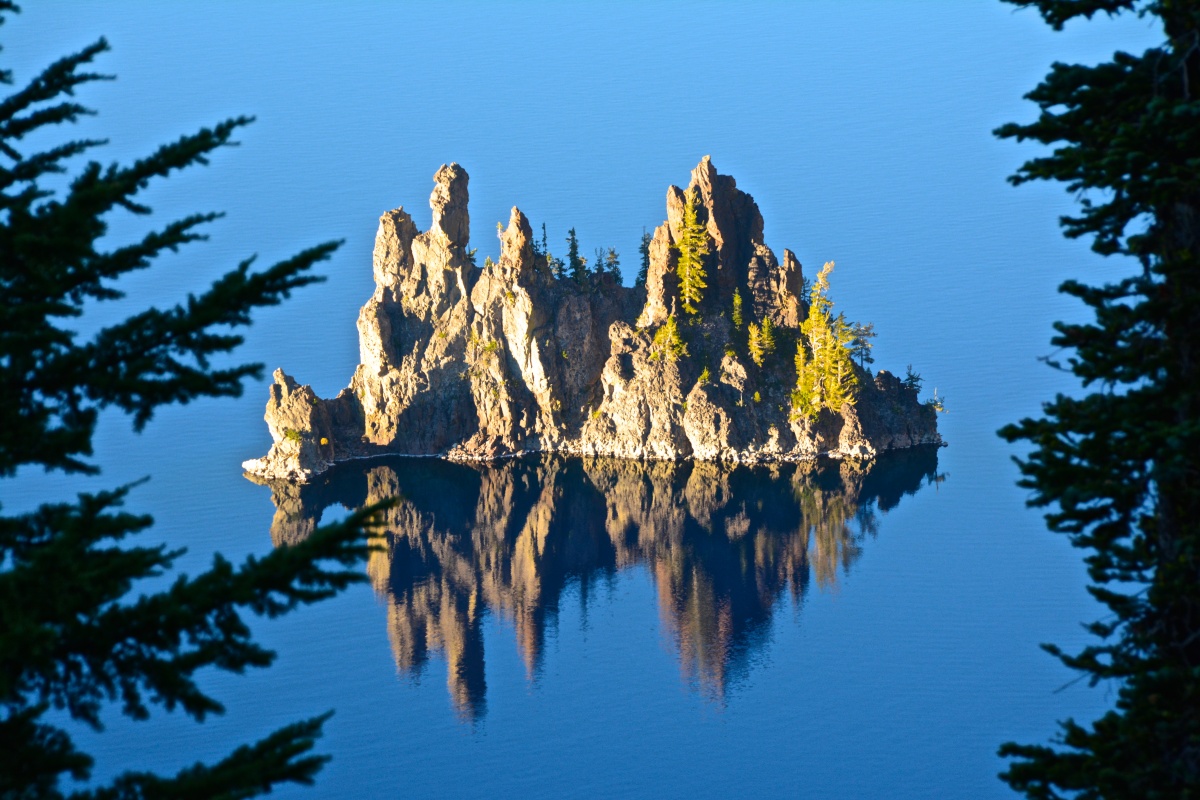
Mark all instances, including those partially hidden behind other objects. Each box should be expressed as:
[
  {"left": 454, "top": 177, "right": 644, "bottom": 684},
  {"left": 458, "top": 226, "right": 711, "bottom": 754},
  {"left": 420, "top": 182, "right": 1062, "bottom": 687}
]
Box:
[{"left": 243, "top": 158, "right": 942, "bottom": 484}]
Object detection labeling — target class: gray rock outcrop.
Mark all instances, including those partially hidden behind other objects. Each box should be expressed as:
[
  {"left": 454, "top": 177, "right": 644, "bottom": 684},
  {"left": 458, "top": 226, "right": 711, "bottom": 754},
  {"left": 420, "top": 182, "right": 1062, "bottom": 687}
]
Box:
[{"left": 243, "top": 157, "right": 942, "bottom": 483}]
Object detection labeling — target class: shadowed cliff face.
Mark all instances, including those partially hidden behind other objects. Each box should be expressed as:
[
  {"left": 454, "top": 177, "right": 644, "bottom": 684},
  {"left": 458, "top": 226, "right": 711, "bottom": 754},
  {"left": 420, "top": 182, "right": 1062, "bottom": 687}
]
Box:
[
  {"left": 262, "top": 448, "right": 944, "bottom": 720},
  {"left": 244, "top": 158, "right": 941, "bottom": 483}
]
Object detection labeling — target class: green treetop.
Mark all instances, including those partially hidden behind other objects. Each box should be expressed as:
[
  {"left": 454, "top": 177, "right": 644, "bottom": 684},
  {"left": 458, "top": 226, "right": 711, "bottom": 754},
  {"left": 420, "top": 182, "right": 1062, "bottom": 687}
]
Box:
[
  {"left": 566, "top": 227, "right": 586, "bottom": 284},
  {"left": 792, "top": 337, "right": 818, "bottom": 420},
  {"left": 636, "top": 228, "right": 651, "bottom": 287},
  {"left": 791, "top": 261, "right": 857, "bottom": 420},
  {"left": 747, "top": 316, "right": 776, "bottom": 367},
  {"left": 994, "top": 1, "right": 1200, "bottom": 796},
  {"left": 0, "top": 14, "right": 388, "bottom": 797},
  {"left": 823, "top": 312, "right": 857, "bottom": 410},
  {"left": 650, "top": 314, "right": 688, "bottom": 363},
  {"left": 674, "top": 187, "right": 709, "bottom": 315},
  {"left": 605, "top": 247, "right": 621, "bottom": 282},
  {"left": 849, "top": 321, "right": 876, "bottom": 370},
  {"left": 747, "top": 323, "right": 765, "bottom": 366}
]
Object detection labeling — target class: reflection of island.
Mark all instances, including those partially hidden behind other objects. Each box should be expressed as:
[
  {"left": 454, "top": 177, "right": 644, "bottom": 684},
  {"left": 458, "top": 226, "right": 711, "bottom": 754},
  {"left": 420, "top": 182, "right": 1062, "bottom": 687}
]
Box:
[{"left": 264, "top": 448, "right": 944, "bottom": 720}]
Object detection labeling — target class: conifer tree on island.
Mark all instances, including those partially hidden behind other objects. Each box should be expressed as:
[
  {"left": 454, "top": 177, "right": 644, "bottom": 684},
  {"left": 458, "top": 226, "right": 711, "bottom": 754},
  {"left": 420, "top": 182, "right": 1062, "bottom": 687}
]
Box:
[
  {"left": 566, "top": 227, "right": 586, "bottom": 284},
  {"left": 849, "top": 321, "right": 876, "bottom": 370},
  {"left": 995, "top": 1, "right": 1200, "bottom": 796},
  {"left": 791, "top": 261, "right": 856, "bottom": 420},
  {"left": 747, "top": 317, "right": 776, "bottom": 367},
  {"left": 605, "top": 247, "right": 621, "bottom": 282},
  {"left": 0, "top": 8, "right": 389, "bottom": 796},
  {"left": 635, "top": 228, "right": 651, "bottom": 287},
  {"left": 675, "top": 187, "right": 709, "bottom": 315},
  {"left": 747, "top": 323, "right": 766, "bottom": 366}
]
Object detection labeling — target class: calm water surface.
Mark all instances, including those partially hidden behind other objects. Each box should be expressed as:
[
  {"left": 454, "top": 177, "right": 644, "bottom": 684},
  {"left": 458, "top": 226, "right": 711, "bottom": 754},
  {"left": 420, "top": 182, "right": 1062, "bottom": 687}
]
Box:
[{"left": 6, "top": 3, "right": 1163, "bottom": 797}]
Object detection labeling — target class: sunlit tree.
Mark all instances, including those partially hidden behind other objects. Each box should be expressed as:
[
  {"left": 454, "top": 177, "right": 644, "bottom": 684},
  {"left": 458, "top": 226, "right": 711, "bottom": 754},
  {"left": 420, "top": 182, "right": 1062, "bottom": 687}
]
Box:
[
  {"left": 650, "top": 314, "right": 687, "bottom": 363},
  {"left": 675, "top": 187, "right": 709, "bottom": 315},
  {"left": 747, "top": 322, "right": 765, "bottom": 366},
  {"left": 792, "top": 262, "right": 856, "bottom": 419},
  {"left": 747, "top": 317, "right": 776, "bottom": 367}
]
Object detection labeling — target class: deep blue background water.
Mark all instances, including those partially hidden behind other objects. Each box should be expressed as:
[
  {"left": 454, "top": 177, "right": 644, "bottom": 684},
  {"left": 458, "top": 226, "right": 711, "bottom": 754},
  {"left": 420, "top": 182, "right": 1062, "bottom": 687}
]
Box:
[{"left": 5, "top": 4, "right": 1163, "bottom": 797}]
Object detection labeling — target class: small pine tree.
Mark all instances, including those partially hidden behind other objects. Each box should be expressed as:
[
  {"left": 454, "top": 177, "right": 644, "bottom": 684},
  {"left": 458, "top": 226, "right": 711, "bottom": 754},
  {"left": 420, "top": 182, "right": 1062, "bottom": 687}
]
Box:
[
  {"left": 636, "top": 229, "right": 651, "bottom": 287},
  {"left": 651, "top": 315, "right": 688, "bottom": 363},
  {"left": 732, "top": 289, "right": 744, "bottom": 328},
  {"left": 605, "top": 247, "right": 621, "bottom": 282},
  {"left": 903, "top": 364, "right": 922, "bottom": 393},
  {"left": 849, "top": 321, "right": 876, "bottom": 369},
  {"left": 747, "top": 322, "right": 765, "bottom": 366},
  {"left": 794, "top": 262, "right": 857, "bottom": 416},
  {"left": 747, "top": 318, "right": 776, "bottom": 367},
  {"left": 567, "top": 228, "right": 586, "bottom": 283},
  {"left": 532, "top": 224, "right": 544, "bottom": 258},
  {"left": 824, "top": 313, "right": 858, "bottom": 410},
  {"left": 761, "top": 316, "right": 776, "bottom": 355},
  {"left": 791, "top": 339, "right": 820, "bottom": 421},
  {"left": 675, "top": 187, "right": 709, "bottom": 315}
]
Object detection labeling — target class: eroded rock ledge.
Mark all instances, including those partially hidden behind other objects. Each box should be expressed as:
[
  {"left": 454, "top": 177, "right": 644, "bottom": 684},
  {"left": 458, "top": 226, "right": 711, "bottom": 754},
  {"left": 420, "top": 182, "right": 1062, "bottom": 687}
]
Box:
[{"left": 243, "top": 157, "right": 942, "bottom": 483}]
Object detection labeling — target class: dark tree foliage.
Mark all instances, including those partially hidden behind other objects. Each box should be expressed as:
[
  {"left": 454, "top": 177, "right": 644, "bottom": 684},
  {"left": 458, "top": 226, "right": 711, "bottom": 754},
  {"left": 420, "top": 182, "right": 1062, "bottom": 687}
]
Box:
[
  {"left": 996, "top": 1, "right": 1200, "bottom": 797},
  {"left": 604, "top": 247, "right": 621, "bottom": 282},
  {"left": 0, "top": 8, "right": 387, "bottom": 797},
  {"left": 635, "top": 228, "right": 651, "bottom": 287},
  {"left": 849, "top": 321, "right": 876, "bottom": 370},
  {"left": 566, "top": 227, "right": 585, "bottom": 284}
]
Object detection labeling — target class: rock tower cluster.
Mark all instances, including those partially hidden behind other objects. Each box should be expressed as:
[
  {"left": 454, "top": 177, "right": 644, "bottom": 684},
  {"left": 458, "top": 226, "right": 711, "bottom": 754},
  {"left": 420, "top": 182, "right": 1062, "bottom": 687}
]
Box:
[{"left": 244, "top": 157, "right": 940, "bottom": 483}]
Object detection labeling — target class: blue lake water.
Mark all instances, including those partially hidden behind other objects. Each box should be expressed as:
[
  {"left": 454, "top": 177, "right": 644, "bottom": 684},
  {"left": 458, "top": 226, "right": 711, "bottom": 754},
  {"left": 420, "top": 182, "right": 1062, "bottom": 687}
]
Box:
[{"left": 6, "top": 4, "right": 1163, "bottom": 797}]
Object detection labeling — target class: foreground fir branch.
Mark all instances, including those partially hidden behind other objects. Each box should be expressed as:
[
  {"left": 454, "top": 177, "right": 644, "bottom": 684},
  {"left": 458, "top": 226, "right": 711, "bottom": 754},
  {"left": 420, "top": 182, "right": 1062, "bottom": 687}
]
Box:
[
  {"left": 0, "top": 6, "right": 390, "bottom": 797},
  {"left": 997, "top": 1, "right": 1200, "bottom": 796}
]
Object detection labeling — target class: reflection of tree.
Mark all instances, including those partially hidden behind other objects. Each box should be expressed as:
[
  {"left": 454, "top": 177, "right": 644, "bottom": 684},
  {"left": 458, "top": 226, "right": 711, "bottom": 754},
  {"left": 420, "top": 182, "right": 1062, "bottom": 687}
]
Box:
[{"left": 262, "top": 448, "right": 942, "bottom": 719}]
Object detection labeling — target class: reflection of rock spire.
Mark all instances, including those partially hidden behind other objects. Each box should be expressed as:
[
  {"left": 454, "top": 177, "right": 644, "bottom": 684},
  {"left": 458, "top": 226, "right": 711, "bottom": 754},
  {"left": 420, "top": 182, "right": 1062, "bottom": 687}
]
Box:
[{"left": 260, "top": 448, "right": 943, "bottom": 718}]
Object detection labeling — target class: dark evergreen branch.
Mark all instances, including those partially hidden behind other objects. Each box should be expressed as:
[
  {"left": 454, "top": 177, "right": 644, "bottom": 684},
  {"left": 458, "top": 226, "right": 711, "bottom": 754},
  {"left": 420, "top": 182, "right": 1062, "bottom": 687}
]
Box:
[
  {"left": 73, "top": 713, "right": 334, "bottom": 800},
  {"left": 1, "top": 488, "right": 391, "bottom": 729}
]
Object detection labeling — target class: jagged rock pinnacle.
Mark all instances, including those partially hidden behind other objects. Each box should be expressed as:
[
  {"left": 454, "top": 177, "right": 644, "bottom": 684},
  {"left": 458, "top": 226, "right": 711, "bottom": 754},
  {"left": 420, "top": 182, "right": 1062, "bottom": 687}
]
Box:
[{"left": 243, "top": 158, "right": 941, "bottom": 482}]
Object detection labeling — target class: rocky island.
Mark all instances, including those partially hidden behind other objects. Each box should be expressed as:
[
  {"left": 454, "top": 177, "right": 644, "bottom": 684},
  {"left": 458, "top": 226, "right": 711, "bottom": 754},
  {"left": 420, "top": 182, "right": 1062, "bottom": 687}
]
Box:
[{"left": 243, "top": 157, "right": 941, "bottom": 483}]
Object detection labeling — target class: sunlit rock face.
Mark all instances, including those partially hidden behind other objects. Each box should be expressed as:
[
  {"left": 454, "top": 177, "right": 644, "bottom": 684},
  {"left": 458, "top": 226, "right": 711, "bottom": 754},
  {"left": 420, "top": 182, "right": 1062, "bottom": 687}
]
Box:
[
  {"left": 243, "top": 158, "right": 941, "bottom": 483},
  {"left": 260, "top": 448, "right": 944, "bottom": 719}
]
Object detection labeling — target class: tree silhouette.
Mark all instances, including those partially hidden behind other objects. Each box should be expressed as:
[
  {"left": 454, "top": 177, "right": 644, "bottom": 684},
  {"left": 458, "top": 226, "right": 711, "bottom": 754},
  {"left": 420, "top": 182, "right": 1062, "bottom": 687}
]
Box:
[
  {"left": 0, "top": 14, "right": 387, "bottom": 797},
  {"left": 849, "top": 321, "right": 876, "bottom": 370},
  {"left": 996, "top": 2, "right": 1200, "bottom": 796},
  {"left": 635, "top": 228, "right": 651, "bottom": 287},
  {"left": 566, "top": 227, "right": 586, "bottom": 284}
]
